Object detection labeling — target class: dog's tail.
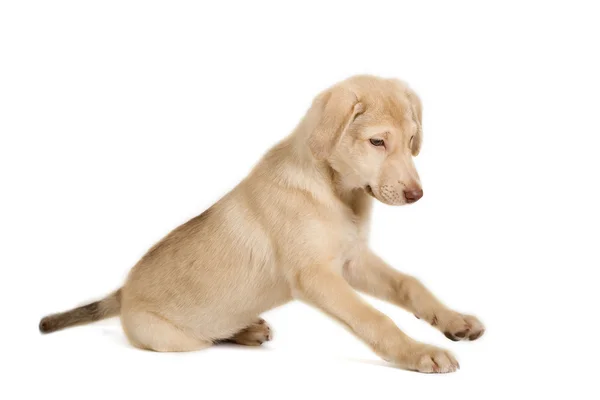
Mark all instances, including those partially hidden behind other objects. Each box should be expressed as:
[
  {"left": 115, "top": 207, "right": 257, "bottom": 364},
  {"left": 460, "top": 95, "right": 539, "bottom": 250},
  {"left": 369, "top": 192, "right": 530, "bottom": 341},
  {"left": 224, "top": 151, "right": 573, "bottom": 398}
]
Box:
[{"left": 39, "top": 288, "right": 122, "bottom": 334}]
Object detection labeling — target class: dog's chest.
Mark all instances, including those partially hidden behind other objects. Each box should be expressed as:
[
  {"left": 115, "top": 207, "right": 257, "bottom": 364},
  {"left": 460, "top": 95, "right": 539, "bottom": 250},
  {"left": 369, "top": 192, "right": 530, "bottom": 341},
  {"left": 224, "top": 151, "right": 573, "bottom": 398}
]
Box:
[{"left": 335, "top": 209, "right": 370, "bottom": 263}]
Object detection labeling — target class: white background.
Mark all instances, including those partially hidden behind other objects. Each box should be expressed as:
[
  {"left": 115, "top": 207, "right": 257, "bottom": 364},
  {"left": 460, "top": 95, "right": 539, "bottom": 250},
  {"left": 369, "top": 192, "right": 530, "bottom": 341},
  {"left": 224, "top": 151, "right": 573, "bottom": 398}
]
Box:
[{"left": 1, "top": 1, "right": 599, "bottom": 399}]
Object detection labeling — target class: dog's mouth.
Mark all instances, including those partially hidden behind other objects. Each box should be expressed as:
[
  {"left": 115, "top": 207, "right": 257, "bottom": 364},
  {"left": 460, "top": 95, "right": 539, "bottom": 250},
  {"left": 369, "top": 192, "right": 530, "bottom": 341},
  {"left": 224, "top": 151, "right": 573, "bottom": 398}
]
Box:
[{"left": 365, "top": 185, "right": 375, "bottom": 197}]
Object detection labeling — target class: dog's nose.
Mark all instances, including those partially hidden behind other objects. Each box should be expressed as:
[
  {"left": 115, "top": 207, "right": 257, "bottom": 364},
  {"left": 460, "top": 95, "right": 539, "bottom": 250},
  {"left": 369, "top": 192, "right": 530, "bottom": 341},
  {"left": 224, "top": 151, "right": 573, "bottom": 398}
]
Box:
[{"left": 404, "top": 188, "right": 423, "bottom": 203}]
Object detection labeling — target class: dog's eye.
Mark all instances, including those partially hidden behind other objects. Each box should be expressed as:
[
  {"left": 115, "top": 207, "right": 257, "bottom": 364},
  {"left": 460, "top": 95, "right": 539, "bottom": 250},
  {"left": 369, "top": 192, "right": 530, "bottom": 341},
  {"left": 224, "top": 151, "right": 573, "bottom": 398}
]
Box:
[{"left": 369, "top": 138, "right": 385, "bottom": 147}]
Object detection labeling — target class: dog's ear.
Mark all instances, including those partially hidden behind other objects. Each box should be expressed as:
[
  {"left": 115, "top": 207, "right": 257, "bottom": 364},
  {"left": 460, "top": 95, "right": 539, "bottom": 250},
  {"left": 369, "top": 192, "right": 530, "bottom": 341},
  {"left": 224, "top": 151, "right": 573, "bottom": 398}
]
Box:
[
  {"left": 307, "top": 86, "right": 363, "bottom": 161},
  {"left": 406, "top": 87, "right": 423, "bottom": 156}
]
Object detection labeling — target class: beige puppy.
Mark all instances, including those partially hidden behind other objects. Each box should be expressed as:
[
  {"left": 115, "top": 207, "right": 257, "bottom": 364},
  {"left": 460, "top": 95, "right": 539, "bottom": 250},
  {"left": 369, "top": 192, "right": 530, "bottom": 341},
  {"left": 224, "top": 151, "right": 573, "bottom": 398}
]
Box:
[{"left": 40, "top": 75, "right": 484, "bottom": 373}]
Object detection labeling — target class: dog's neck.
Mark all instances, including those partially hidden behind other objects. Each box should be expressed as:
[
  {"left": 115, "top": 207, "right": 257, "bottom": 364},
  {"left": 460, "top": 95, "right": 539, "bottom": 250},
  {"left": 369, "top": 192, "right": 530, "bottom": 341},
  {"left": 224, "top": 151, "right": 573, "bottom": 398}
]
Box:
[
  {"left": 328, "top": 165, "right": 373, "bottom": 219},
  {"left": 258, "top": 133, "right": 373, "bottom": 222}
]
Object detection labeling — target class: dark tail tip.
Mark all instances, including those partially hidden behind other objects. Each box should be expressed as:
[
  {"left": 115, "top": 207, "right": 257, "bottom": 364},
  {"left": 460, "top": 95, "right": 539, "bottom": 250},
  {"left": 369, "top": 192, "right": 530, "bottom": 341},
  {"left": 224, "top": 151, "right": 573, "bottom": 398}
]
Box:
[{"left": 39, "top": 316, "right": 55, "bottom": 334}]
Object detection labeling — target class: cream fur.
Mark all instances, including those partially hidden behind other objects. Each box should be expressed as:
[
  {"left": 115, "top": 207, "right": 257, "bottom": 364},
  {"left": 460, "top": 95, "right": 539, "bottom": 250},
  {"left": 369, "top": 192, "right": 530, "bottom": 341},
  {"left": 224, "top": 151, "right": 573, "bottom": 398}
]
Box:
[{"left": 40, "top": 75, "right": 484, "bottom": 373}]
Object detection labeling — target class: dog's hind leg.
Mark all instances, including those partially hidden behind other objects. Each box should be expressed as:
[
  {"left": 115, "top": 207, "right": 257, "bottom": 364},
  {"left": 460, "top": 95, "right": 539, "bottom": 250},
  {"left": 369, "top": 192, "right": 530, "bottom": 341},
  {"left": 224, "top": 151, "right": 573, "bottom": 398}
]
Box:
[
  {"left": 122, "top": 311, "right": 212, "bottom": 352},
  {"left": 220, "top": 318, "right": 273, "bottom": 346}
]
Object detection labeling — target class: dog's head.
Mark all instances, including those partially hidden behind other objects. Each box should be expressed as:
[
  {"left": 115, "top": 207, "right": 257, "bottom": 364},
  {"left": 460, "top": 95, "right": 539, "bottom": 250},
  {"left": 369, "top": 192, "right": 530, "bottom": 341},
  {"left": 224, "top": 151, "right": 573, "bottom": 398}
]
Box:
[{"left": 306, "top": 75, "right": 423, "bottom": 205}]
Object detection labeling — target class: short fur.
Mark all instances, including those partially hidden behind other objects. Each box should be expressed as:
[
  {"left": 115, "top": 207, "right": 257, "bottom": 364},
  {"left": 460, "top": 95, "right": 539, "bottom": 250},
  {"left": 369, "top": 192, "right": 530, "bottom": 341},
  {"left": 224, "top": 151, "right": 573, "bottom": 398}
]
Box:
[{"left": 40, "top": 75, "right": 484, "bottom": 373}]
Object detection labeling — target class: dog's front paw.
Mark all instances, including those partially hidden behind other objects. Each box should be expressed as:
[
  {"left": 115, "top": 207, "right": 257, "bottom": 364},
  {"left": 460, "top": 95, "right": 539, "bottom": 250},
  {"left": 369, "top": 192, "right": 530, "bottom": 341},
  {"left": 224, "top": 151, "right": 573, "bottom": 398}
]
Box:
[
  {"left": 401, "top": 344, "right": 459, "bottom": 374},
  {"left": 441, "top": 313, "right": 485, "bottom": 342}
]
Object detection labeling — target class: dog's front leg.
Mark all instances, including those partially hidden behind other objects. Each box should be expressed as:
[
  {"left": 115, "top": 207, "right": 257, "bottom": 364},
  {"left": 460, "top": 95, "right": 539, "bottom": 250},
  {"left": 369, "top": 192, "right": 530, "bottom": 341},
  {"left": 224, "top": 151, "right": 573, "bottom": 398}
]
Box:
[
  {"left": 291, "top": 265, "right": 459, "bottom": 373},
  {"left": 343, "top": 250, "right": 485, "bottom": 342}
]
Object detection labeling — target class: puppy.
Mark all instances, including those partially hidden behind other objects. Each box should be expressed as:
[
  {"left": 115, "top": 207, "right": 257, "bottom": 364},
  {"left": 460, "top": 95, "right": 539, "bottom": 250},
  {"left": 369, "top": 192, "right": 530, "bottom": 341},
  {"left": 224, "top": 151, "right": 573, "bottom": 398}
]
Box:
[{"left": 40, "top": 75, "right": 484, "bottom": 373}]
